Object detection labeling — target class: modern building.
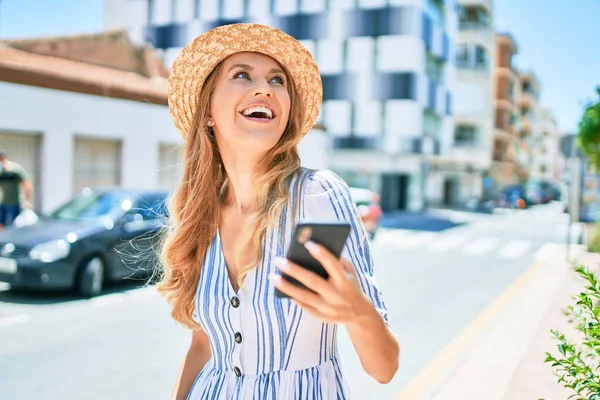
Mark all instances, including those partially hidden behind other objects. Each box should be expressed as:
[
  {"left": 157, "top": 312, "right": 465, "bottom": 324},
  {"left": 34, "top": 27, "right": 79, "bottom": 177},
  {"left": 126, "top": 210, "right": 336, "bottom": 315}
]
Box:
[
  {"left": 105, "top": 0, "right": 456, "bottom": 212},
  {"left": 517, "top": 71, "right": 540, "bottom": 178},
  {"left": 450, "top": 0, "right": 494, "bottom": 204},
  {"left": 492, "top": 33, "right": 528, "bottom": 190}
]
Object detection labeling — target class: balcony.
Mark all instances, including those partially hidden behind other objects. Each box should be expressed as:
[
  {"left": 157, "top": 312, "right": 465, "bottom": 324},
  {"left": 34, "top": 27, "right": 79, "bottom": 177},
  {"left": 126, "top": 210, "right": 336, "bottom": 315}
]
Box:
[
  {"left": 458, "top": 0, "right": 493, "bottom": 14},
  {"left": 520, "top": 92, "right": 535, "bottom": 109},
  {"left": 459, "top": 21, "right": 490, "bottom": 32},
  {"left": 494, "top": 128, "right": 512, "bottom": 143}
]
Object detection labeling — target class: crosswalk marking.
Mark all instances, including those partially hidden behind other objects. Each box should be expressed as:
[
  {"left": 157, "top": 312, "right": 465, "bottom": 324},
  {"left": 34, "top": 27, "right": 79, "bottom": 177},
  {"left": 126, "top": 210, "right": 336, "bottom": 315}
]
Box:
[
  {"left": 462, "top": 237, "right": 499, "bottom": 256},
  {"left": 428, "top": 235, "right": 467, "bottom": 252},
  {"left": 498, "top": 240, "right": 532, "bottom": 259},
  {"left": 373, "top": 229, "right": 545, "bottom": 259},
  {"left": 393, "top": 231, "right": 438, "bottom": 249},
  {"left": 375, "top": 229, "right": 412, "bottom": 246},
  {"left": 0, "top": 313, "right": 30, "bottom": 328}
]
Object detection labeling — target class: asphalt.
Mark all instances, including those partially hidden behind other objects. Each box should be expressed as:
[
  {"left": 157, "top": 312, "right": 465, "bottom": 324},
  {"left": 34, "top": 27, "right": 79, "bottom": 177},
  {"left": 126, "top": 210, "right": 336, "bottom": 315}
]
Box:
[{"left": 0, "top": 202, "right": 577, "bottom": 399}]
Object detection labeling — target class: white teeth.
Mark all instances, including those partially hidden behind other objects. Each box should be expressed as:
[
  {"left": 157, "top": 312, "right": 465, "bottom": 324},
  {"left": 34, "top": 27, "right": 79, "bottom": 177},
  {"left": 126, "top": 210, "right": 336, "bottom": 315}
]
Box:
[{"left": 242, "top": 106, "right": 273, "bottom": 119}]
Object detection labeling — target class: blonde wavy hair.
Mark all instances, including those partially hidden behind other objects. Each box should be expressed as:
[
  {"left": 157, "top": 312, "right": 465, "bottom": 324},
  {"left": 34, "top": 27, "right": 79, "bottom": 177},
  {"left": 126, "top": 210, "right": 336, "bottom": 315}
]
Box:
[{"left": 156, "top": 58, "right": 306, "bottom": 329}]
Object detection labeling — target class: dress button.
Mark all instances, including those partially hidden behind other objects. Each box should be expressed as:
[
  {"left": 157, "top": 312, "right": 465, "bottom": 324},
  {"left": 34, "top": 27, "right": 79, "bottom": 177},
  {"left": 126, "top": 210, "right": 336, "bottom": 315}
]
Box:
[
  {"left": 234, "top": 366, "right": 242, "bottom": 377},
  {"left": 231, "top": 296, "right": 240, "bottom": 308},
  {"left": 235, "top": 332, "right": 242, "bottom": 344}
]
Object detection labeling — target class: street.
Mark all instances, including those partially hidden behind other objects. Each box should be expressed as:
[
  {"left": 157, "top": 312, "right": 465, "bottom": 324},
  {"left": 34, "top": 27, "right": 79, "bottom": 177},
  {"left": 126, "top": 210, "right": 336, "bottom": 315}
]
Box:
[{"left": 0, "top": 203, "right": 574, "bottom": 400}]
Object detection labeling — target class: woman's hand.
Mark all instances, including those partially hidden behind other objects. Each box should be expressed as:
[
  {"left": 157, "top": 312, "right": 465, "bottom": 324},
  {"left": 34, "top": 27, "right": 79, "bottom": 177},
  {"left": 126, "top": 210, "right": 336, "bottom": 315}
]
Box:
[{"left": 269, "top": 241, "right": 374, "bottom": 326}]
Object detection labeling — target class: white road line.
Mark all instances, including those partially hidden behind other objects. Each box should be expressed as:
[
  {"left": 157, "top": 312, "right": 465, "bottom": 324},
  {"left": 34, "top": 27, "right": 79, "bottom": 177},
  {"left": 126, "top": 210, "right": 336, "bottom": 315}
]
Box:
[
  {"left": 394, "top": 231, "right": 438, "bottom": 249},
  {"left": 0, "top": 313, "right": 30, "bottom": 328},
  {"left": 462, "top": 237, "right": 499, "bottom": 256},
  {"left": 374, "top": 229, "right": 413, "bottom": 246},
  {"left": 498, "top": 240, "right": 532, "bottom": 259},
  {"left": 428, "top": 235, "right": 467, "bottom": 253},
  {"left": 534, "top": 243, "right": 556, "bottom": 261},
  {"left": 90, "top": 293, "right": 127, "bottom": 307}
]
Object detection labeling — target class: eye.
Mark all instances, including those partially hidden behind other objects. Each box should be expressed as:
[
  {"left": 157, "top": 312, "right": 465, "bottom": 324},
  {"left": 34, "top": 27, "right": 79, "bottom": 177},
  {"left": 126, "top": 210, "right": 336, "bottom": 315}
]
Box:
[
  {"left": 270, "top": 75, "right": 286, "bottom": 85},
  {"left": 233, "top": 70, "right": 251, "bottom": 80}
]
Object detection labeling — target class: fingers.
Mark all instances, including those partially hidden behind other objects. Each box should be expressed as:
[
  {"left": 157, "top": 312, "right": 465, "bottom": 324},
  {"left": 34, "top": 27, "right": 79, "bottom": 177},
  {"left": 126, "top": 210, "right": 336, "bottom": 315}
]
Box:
[
  {"left": 295, "top": 302, "right": 336, "bottom": 323},
  {"left": 303, "top": 241, "right": 346, "bottom": 283},
  {"left": 269, "top": 274, "right": 337, "bottom": 314},
  {"left": 273, "top": 258, "right": 343, "bottom": 304}
]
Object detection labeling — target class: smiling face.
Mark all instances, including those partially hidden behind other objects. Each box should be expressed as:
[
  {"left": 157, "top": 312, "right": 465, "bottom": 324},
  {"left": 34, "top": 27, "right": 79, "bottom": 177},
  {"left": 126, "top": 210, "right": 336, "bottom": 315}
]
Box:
[{"left": 210, "top": 52, "right": 292, "bottom": 155}]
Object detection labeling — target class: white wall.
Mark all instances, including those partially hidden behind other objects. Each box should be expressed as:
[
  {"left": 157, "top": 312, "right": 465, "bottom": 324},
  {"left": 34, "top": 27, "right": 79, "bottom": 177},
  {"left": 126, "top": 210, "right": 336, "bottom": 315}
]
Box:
[
  {"left": 0, "top": 82, "right": 330, "bottom": 212},
  {"left": 298, "top": 129, "right": 330, "bottom": 170},
  {"left": 0, "top": 82, "right": 181, "bottom": 213}
]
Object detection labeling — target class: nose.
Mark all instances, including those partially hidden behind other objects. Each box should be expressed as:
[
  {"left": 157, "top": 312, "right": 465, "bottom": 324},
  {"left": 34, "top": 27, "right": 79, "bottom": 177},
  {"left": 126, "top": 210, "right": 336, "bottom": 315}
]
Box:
[{"left": 253, "top": 79, "right": 273, "bottom": 97}]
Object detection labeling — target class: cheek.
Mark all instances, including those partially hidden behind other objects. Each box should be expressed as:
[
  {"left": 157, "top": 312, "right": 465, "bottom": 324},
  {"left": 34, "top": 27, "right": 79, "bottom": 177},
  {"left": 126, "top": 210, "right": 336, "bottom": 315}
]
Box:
[
  {"left": 210, "top": 90, "right": 234, "bottom": 124},
  {"left": 279, "top": 91, "right": 292, "bottom": 124}
]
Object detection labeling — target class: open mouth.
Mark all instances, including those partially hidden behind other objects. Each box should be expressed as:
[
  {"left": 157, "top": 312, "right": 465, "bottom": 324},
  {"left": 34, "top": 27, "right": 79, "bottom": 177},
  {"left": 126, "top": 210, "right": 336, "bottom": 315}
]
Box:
[{"left": 240, "top": 106, "right": 275, "bottom": 121}]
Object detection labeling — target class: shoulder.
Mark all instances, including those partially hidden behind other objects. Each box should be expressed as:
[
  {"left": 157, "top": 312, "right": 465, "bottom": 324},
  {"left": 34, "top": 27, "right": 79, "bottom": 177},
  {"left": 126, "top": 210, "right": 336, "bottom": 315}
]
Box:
[
  {"left": 298, "top": 168, "right": 357, "bottom": 222},
  {"left": 8, "top": 161, "right": 26, "bottom": 174},
  {"left": 301, "top": 168, "right": 351, "bottom": 199}
]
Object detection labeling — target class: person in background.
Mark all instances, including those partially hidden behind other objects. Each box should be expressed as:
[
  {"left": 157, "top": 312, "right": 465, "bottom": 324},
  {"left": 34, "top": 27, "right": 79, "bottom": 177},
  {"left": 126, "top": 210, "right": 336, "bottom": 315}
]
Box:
[{"left": 0, "top": 149, "right": 34, "bottom": 230}]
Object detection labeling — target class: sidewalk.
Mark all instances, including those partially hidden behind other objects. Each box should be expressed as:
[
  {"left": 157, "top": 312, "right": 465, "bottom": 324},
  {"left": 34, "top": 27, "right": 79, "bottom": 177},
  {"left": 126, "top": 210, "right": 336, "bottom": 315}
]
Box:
[{"left": 397, "top": 243, "right": 597, "bottom": 400}]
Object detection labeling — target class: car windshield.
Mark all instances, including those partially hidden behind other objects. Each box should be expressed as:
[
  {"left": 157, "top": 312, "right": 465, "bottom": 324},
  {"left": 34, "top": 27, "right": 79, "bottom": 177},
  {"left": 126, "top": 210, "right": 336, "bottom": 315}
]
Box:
[{"left": 49, "top": 190, "right": 133, "bottom": 220}]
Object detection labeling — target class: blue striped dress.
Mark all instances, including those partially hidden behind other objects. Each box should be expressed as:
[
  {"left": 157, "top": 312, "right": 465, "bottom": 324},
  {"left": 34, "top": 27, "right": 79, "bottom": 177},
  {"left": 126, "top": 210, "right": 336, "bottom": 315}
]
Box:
[{"left": 187, "top": 168, "right": 389, "bottom": 399}]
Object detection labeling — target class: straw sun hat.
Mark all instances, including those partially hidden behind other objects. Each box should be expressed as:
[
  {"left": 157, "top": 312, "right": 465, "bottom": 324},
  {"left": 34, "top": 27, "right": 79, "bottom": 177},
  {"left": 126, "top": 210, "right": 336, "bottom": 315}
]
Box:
[{"left": 167, "top": 23, "right": 323, "bottom": 140}]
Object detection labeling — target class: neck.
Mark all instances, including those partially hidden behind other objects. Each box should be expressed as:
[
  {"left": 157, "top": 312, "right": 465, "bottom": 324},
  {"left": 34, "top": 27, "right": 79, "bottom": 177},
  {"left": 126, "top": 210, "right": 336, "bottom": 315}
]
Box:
[{"left": 220, "top": 153, "right": 264, "bottom": 214}]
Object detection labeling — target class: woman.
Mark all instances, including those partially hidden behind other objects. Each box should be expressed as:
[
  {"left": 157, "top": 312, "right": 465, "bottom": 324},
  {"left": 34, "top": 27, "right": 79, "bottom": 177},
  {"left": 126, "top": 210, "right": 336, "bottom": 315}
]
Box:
[{"left": 158, "top": 23, "right": 399, "bottom": 399}]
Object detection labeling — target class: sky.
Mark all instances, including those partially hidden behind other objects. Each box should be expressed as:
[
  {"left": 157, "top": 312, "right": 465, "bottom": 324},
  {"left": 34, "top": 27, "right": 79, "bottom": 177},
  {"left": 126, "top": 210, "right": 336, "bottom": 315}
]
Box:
[{"left": 0, "top": 0, "right": 598, "bottom": 134}]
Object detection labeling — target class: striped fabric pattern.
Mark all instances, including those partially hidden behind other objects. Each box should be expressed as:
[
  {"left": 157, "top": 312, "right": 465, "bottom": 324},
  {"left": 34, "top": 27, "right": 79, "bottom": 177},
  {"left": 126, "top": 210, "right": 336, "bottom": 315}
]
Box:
[{"left": 187, "top": 168, "right": 388, "bottom": 399}]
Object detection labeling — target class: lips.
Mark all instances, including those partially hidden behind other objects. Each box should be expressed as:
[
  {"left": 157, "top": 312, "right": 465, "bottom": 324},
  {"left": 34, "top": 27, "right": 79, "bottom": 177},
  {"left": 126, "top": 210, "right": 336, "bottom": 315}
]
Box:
[{"left": 240, "top": 104, "right": 276, "bottom": 121}]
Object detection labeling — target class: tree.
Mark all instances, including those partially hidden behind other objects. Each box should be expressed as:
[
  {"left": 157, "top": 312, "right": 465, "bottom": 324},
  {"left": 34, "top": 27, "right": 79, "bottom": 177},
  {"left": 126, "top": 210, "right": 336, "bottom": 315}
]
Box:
[{"left": 577, "top": 87, "right": 600, "bottom": 170}]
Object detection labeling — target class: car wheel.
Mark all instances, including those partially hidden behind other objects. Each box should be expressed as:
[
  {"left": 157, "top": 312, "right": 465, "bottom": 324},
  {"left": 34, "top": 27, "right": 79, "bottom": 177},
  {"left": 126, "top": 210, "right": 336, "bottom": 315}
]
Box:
[{"left": 77, "top": 256, "right": 105, "bottom": 297}]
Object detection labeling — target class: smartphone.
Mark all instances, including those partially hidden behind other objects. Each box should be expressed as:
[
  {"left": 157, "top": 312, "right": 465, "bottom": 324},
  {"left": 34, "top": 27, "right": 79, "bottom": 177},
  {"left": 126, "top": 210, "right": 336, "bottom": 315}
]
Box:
[{"left": 274, "top": 222, "right": 351, "bottom": 298}]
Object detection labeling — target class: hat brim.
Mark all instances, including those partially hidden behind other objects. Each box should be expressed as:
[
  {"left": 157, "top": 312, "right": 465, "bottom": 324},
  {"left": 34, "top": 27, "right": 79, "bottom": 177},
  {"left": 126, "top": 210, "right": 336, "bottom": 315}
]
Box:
[{"left": 168, "top": 23, "right": 323, "bottom": 140}]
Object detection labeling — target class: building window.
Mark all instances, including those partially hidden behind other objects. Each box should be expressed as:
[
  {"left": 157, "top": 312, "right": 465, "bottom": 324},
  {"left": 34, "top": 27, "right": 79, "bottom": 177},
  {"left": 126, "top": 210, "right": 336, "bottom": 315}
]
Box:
[
  {"left": 454, "top": 125, "right": 479, "bottom": 146},
  {"left": 425, "top": 0, "right": 444, "bottom": 25},
  {"left": 194, "top": 0, "right": 201, "bottom": 18},
  {"left": 423, "top": 111, "right": 441, "bottom": 136},
  {"left": 73, "top": 138, "right": 121, "bottom": 194},
  {"left": 426, "top": 53, "right": 444, "bottom": 83},
  {"left": 455, "top": 45, "right": 488, "bottom": 70},
  {"left": 507, "top": 78, "right": 514, "bottom": 100},
  {"left": 373, "top": 72, "right": 417, "bottom": 100},
  {"left": 457, "top": 5, "right": 489, "bottom": 30}
]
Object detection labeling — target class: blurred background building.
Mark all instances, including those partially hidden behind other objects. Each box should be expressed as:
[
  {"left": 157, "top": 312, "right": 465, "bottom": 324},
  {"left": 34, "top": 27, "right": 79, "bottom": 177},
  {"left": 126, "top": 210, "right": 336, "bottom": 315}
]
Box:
[
  {"left": 0, "top": 31, "right": 180, "bottom": 212},
  {"left": 451, "top": 0, "right": 494, "bottom": 204},
  {"left": 105, "top": 0, "right": 455, "bottom": 212},
  {"left": 0, "top": 0, "right": 566, "bottom": 214}
]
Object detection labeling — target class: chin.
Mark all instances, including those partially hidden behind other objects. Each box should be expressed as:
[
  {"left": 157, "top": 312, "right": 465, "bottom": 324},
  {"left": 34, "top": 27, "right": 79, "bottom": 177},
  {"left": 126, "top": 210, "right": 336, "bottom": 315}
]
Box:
[{"left": 239, "top": 129, "right": 283, "bottom": 150}]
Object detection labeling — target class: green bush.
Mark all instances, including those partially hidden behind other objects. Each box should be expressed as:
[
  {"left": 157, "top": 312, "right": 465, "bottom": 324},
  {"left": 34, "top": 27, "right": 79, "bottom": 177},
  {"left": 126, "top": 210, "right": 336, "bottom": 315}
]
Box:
[
  {"left": 545, "top": 265, "right": 600, "bottom": 399},
  {"left": 589, "top": 223, "right": 600, "bottom": 253}
]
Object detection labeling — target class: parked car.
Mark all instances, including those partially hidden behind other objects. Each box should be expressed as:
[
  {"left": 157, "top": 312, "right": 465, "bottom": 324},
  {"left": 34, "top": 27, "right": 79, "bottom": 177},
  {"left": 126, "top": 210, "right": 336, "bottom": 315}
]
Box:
[
  {"left": 0, "top": 188, "right": 170, "bottom": 297},
  {"left": 497, "top": 184, "right": 531, "bottom": 209},
  {"left": 349, "top": 187, "right": 382, "bottom": 239}
]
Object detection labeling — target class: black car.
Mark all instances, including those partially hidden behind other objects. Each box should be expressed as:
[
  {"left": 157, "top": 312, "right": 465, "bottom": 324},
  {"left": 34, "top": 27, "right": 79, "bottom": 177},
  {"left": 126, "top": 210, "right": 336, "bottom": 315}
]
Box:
[{"left": 0, "top": 188, "right": 170, "bottom": 297}]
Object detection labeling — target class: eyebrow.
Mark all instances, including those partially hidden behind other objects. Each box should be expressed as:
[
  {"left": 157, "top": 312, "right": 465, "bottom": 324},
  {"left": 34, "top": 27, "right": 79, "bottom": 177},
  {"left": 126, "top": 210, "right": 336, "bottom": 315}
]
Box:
[{"left": 227, "top": 63, "right": 285, "bottom": 75}]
